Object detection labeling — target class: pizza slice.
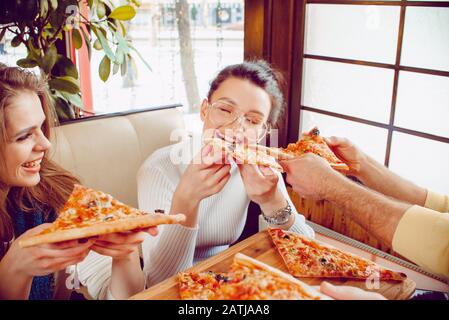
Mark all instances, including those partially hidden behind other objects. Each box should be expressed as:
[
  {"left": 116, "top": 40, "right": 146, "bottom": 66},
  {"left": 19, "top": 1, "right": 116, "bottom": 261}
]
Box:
[
  {"left": 205, "top": 137, "right": 283, "bottom": 172},
  {"left": 268, "top": 228, "right": 407, "bottom": 282},
  {"left": 19, "top": 184, "right": 185, "bottom": 248},
  {"left": 218, "top": 253, "right": 330, "bottom": 300},
  {"left": 276, "top": 127, "right": 349, "bottom": 171},
  {"left": 178, "top": 271, "right": 229, "bottom": 300},
  {"left": 178, "top": 254, "right": 330, "bottom": 300}
]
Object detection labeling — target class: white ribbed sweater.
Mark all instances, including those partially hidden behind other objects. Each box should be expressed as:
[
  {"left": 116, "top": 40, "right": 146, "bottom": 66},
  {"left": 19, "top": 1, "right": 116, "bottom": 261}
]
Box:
[{"left": 138, "top": 137, "right": 314, "bottom": 287}]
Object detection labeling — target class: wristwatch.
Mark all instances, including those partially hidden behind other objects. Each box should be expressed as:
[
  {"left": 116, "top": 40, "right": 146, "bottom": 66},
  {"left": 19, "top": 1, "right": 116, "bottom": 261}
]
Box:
[{"left": 262, "top": 202, "right": 293, "bottom": 226}]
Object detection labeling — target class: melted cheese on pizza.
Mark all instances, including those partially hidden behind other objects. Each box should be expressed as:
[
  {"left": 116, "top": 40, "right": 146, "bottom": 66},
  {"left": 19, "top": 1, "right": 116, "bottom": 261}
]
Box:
[
  {"left": 41, "top": 185, "right": 148, "bottom": 233},
  {"left": 233, "top": 144, "right": 282, "bottom": 170},
  {"left": 283, "top": 129, "right": 344, "bottom": 165},
  {"left": 179, "top": 265, "right": 321, "bottom": 300},
  {"left": 219, "top": 264, "right": 320, "bottom": 300},
  {"left": 269, "top": 228, "right": 401, "bottom": 280}
]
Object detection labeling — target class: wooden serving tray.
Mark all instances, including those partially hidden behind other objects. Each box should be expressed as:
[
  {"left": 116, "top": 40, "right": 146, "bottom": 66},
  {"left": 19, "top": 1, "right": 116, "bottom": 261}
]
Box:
[{"left": 130, "top": 230, "right": 416, "bottom": 300}]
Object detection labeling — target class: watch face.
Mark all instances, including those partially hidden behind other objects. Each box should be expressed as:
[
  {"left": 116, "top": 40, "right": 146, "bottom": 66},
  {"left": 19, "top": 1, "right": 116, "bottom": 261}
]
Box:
[{"left": 264, "top": 203, "right": 292, "bottom": 225}]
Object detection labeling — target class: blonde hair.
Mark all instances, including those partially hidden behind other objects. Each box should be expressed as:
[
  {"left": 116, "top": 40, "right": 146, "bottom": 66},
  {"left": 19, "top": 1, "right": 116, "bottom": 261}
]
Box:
[{"left": 0, "top": 64, "right": 79, "bottom": 242}]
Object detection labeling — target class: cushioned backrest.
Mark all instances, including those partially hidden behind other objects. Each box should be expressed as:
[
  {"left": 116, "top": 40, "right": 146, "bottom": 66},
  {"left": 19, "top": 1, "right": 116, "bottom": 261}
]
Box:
[{"left": 49, "top": 107, "right": 185, "bottom": 207}]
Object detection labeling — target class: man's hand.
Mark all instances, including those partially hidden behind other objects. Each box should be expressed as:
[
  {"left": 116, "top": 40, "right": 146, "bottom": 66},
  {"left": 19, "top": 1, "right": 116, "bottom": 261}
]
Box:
[
  {"left": 324, "top": 137, "right": 367, "bottom": 177},
  {"left": 280, "top": 153, "right": 344, "bottom": 200},
  {"left": 320, "top": 282, "right": 386, "bottom": 300}
]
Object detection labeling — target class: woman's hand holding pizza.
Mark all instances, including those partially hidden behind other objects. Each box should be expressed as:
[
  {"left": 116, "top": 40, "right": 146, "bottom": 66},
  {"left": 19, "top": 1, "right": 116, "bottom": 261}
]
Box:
[
  {"left": 238, "top": 164, "right": 289, "bottom": 217},
  {"left": 0, "top": 224, "right": 94, "bottom": 278},
  {"left": 89, "top": 228, "right": 159, "bottom": 300},
  {"left": 171, "top": 144, "right": 231, "bottom": 227},
  {"left": 91, "top": 227, "right": 158, "bottom": 260}
]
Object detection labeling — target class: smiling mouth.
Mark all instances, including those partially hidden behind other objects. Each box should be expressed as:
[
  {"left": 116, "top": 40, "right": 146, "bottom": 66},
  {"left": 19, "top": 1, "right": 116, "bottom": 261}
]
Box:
[{"left": 22, "top": 159, "right": 42, "bottom": 168}]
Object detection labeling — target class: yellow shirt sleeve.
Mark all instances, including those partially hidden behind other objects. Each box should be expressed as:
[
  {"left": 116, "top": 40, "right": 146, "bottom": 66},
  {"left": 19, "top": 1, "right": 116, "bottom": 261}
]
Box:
[
  {"left": 392, "top": 205, "right": 449, "bottom": 280},
  {"left": 424, "top": 190, "right": 449, "bottom": 213}
]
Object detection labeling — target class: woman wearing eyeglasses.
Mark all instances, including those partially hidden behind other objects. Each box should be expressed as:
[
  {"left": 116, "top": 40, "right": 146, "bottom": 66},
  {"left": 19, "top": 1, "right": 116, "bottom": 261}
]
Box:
[{"left": 138, "top": 60, "right": 314, "bottom": 286}]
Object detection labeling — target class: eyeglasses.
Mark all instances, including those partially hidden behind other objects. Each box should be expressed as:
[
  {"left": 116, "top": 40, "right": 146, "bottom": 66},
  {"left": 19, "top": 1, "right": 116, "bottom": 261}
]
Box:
[{"left": 207, "top": 101, "right": 271, "bottom": 142}]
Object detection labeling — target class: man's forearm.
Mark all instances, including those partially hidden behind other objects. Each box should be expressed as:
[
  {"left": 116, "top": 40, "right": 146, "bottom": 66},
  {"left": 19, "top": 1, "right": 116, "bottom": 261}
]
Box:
[
  {"left": 357, "top": 156, "right": 427, "bottom": 207},
  {"left": 325, "top": 174, "right": 412, "bottom": 246}
]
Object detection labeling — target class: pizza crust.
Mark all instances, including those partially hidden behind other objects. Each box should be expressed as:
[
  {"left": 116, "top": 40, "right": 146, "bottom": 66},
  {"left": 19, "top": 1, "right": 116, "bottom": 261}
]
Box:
[
  {"left": 233, "top": 253, "right": 332, "bottom": 299},
  {"left": 248, "top": 145, "right": 295, "bottom": 161},
  {"left": 249, "top": 143, "right": 351, "bottom": 173},
  {"left": 19, "top": 213, "right": 185, "bottom": 248},
  {"left": 204, "top": 137, "right": 233, "bottom": 154},
  {"left": 328, "top": 162, "right": 349, "bottom": 171},
  {"left": 204, "top": 138, "right": 284, "bottom": 172}
]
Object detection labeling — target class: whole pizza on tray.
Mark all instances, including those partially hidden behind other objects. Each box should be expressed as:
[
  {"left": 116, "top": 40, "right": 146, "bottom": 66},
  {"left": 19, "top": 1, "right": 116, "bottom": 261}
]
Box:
[{"left": 19, "top": 184, "right": 185, "bottom": 248}]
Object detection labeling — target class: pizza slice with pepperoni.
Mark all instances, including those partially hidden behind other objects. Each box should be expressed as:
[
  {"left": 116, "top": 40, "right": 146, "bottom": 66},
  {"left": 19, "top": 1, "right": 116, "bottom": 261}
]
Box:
[
  {"left": 19, "top": 184, "right": 185, "bottom": 247},
  {"left": 268, "top": 228, "right": 407, "bottom": 282}
]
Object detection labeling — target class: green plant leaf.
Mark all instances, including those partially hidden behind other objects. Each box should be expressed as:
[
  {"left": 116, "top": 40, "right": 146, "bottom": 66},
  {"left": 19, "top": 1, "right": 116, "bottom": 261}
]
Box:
[
  {"left": 99, "top": 55, "right": 111, "bottom": 82},
  {"left": 17, "top": 58, "right": 38, "bottom": 68},
  {"left": 52, "top": 54, "right": 78, "bottom": 79},
  {"left": 131, "top": 0, "right": 142, "bottom": 7},
  {"left": 118, "top": 21, "right": 126, "bottom": 37},
  {"left": 61, "top": 92, "right": 84, "bottom": 109},
  {"left": 48, "top": 76, "right": 80, "bottom": 94},
  {"left": 72, "top": 28, "right": 83, "bottom": 49},
  {"left": 92, "top": 25, "right": 115, "bottom": 62},
  {"left": 40, "top": 0, "right": 49, "bottom": 17},
  {"left": 113, "top": 62, "right": 120, "bottom": 75},
  {"left": 108, "top": 5, "right": 136, "bottom": 21},
  {"left": 54, "top": 96, "right": 76, "bottom": 120},
  {"left": 97, "top": 2, "right": 106, "bottom": 19},
  {"left": 115, "top": 31, "right": 130, "bottom": 54},
  {"left": 121, "top": 55, "right": 127, "bottom": 77},
  {"left": 26, "top": 38, "right": 41, "bottom": 61},
  {"left": 93, "top": 38, "right": 102, "bottom": 50},
  {"left": 115, "top": 48, "right": 124, "bottom": 65},
  {"left": 41, "top": 46, "right": 58, "bottom": 74},
  {"left": 11, "top": 35, "right": 22, "bottom": 47},
  {"left": 107, "top": 19, "right": 118, "bottom": 32},
  {"left": 130, "top": 45, "right": 152, "bottom": 71},
  {"left": 49, "top": 0, "right": 58, "bottom": 10}
]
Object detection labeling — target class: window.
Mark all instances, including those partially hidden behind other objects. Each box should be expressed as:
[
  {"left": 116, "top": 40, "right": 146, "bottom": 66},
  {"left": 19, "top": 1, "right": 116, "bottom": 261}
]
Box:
[
  {"left": 84, "top": 0, "right": 245, "bottom": 133},
  {"left": 297, "top": 0, "right": 449, "bottom": 193}
]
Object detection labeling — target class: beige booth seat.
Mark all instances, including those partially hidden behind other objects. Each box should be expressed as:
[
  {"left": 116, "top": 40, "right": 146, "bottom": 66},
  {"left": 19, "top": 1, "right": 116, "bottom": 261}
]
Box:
[{"left": 49, "top": 106, "right": 185, "bottom": 207}]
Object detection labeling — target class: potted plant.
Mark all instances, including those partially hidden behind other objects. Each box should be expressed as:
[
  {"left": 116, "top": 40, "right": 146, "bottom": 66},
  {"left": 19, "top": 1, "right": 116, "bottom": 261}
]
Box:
[{"left": 0, "top": 0, "right": 150, "bottom": 120}]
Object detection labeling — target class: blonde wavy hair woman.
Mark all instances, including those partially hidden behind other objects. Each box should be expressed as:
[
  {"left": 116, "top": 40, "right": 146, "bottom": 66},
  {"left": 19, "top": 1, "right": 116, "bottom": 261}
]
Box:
[{"left": 0, "top": 64, "right": 157, "bottom": 300}]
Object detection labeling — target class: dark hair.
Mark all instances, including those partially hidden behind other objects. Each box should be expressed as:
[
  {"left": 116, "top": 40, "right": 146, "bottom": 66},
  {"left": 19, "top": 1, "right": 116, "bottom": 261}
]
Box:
[{"left": 207, "top": 60, "right": 285, "bottom": 127}]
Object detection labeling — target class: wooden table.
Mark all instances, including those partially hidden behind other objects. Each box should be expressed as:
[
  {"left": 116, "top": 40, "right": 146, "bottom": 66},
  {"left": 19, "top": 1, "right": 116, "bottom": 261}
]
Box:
[{"left": 131, "top": 230, "right": 418, "bottom": 300}]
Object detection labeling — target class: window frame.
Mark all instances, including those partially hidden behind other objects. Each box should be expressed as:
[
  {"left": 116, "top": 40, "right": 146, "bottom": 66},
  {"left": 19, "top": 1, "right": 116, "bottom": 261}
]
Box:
[{"left": 288, "top": 0, "right": 449, "bottom": 167}]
